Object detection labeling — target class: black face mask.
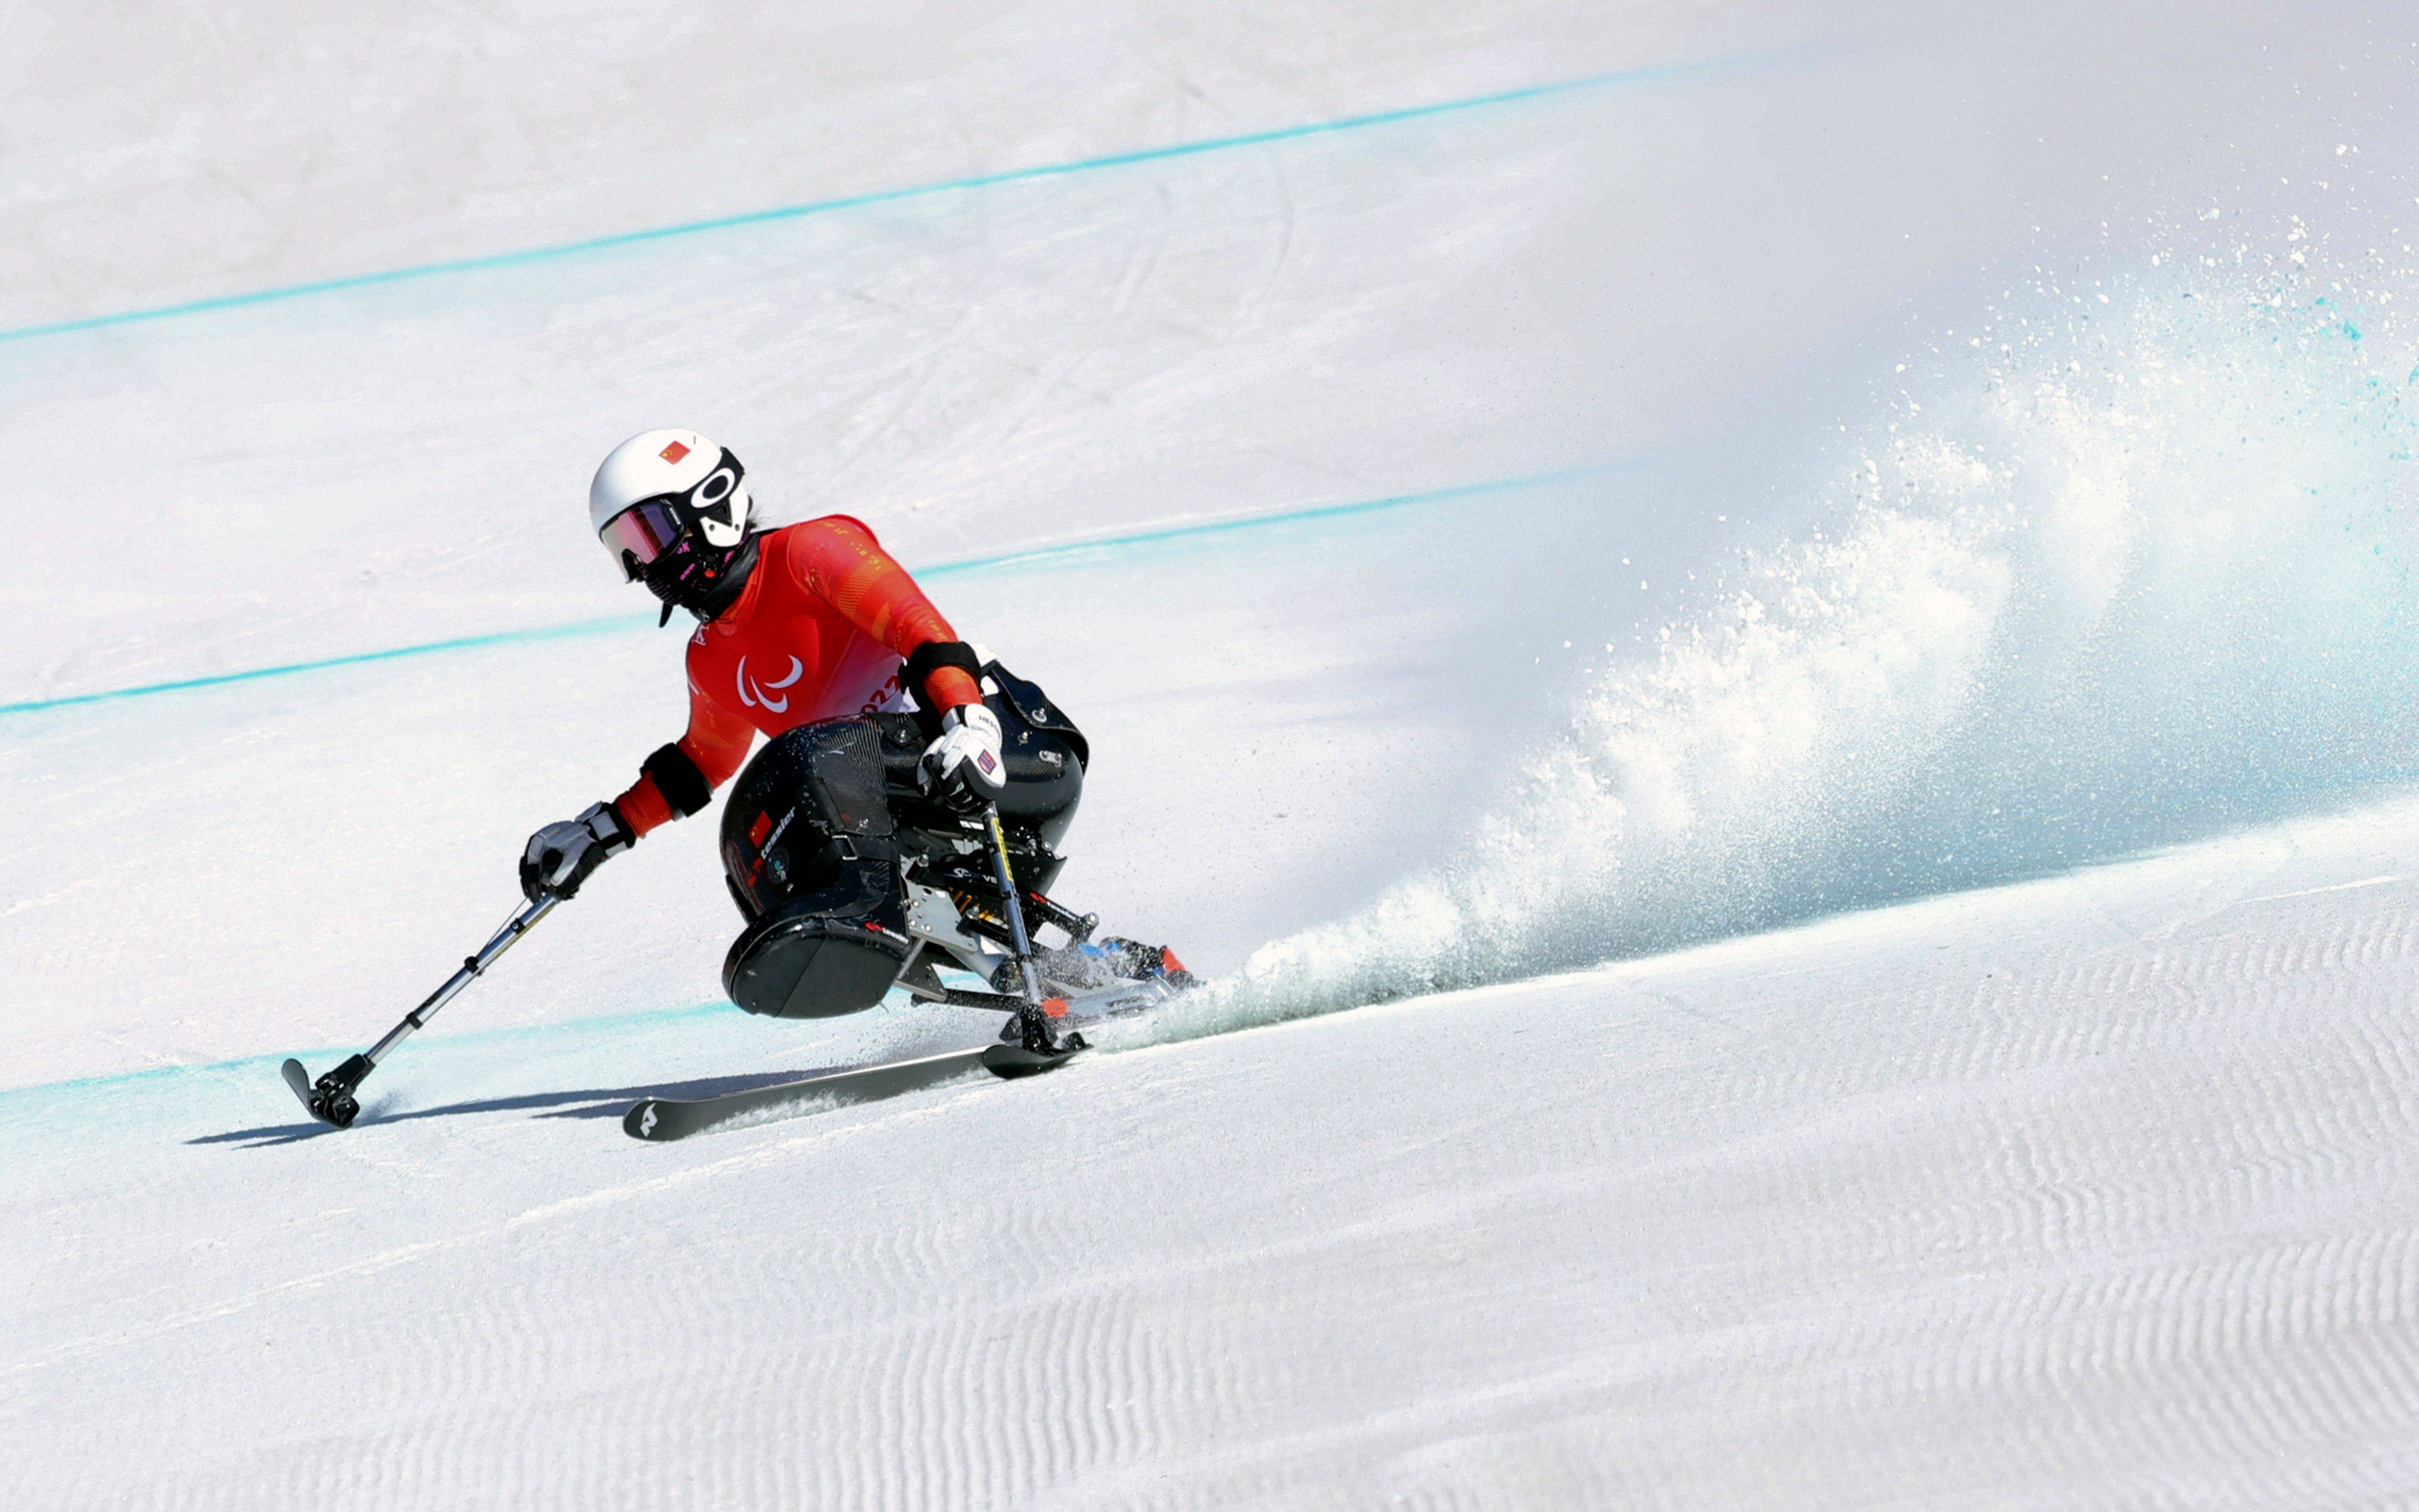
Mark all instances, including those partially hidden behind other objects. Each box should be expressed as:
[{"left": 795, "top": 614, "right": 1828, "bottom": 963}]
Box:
[{"left": 638, "top": 531, "right": 759, "bottom": 624}]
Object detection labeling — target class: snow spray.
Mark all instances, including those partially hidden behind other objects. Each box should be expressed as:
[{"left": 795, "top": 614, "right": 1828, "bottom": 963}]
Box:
[{"left": 1147, "top": 221, "right": 2419, "bottom": 1040}]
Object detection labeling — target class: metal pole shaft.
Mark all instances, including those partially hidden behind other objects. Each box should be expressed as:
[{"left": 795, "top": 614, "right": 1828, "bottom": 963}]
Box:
[
  {"left": 984, "top": 811, "right": 1047, "bottom": 1008},
  {"left": 363, "top": 897, "right": 556, "bottom": 1065}
]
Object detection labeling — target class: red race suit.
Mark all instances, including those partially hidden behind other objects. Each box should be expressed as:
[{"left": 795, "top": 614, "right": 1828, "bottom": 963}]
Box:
[{"left": 610, "top": 517, "right": 983, "bottom": 836}]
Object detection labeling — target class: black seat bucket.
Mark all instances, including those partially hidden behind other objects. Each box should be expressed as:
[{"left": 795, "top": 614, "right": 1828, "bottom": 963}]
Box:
[{"left": 722, "top": 907, "right": 912, "bottom": 1018}]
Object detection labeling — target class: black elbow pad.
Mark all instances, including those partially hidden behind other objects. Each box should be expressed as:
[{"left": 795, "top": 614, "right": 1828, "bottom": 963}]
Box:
[{"left": 643, "top": 742, "right": 714, "bottom": 818}]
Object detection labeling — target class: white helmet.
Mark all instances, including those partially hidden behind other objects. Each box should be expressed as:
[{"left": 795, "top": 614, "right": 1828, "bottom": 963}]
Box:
[
  {"left": 591, "top": 429, "right": 757, "bottom": 618},
  {"left": 591, "top": 428, "right": 752, "bottom": 555}
]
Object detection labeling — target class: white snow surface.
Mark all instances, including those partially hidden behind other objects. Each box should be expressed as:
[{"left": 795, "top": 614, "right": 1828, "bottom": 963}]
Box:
[
  {"left": 11, "top": 1, "right": 2419, "bottom": 1505},
  {"left": 13, "top": 805, "right": 2419, "bottom": 1507}
]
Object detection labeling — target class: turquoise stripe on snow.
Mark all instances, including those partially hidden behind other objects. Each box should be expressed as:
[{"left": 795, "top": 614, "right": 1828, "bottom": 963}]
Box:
[
  {"left": 0, "top": 462, "right": 1624, "bottom": 719},
  {"left": 0, "top": 51, "right": 1800, "bottom": 347}
]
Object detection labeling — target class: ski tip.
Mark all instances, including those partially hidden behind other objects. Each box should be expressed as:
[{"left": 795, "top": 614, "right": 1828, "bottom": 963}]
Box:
[
  {"left": 625, "top": 1098, "right": 669, "bottom": 1141},
  {"left": 279, "top": 1058, "right": 312, "bottom": 1099}
]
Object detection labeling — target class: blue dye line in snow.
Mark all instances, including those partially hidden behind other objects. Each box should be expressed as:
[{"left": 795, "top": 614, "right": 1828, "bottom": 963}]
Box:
[
  {"left": 0, "top": 998, "right": 737, "bottom": 1107},
  {"left": 0, "top": 461, "right": 1621, "bottom": 719},
  {"left": 920, "top": 462, "right": 1618, "bottom": 576},
  {"left": 0, "top": 615, "right": 644, "bottom": 717},
  {"left": 0, "top": 50, "right": 1798, "bottom": 348}
]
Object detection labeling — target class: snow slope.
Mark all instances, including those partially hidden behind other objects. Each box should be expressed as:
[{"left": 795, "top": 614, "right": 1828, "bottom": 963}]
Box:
[
  {"left": 10, "top": 0, "right": 2419, "bottom": 1504},
  {"left": 10, "top": 801, "right": 2419, "bottom": 1507}
]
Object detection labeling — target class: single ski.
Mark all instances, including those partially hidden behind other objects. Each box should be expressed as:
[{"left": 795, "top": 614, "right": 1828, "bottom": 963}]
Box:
[
  {"left": 622, "top": 985, "right": 1154, "bottom": 1141},
  {"left": 625, "top": 1046, "right": 995, "bottom": 1141}
]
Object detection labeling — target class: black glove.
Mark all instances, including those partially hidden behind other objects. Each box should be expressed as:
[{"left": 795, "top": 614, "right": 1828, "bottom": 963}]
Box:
[{"left": 520, "top": 801, "right": 636, "bottom": 902}]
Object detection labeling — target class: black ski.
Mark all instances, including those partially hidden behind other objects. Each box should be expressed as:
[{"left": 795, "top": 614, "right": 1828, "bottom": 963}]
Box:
[{"left": 624, "top": 1046, "right": 998, "bottom": 1141}]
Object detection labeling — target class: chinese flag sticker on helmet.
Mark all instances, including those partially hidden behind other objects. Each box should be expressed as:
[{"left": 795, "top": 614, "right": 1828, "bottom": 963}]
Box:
[{"left": 659, "top": 439, "right": 691, "bottom": 463}]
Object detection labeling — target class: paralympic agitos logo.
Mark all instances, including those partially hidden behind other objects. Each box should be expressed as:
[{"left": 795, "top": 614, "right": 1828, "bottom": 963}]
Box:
[{"left": 736, "top": 655, "right": 805, "bottom": 714}]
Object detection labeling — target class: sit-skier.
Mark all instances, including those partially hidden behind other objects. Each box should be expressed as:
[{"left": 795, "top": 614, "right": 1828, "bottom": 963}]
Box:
[{"left": 520, "top": 429, "right": 1179, "bottom": 1035}]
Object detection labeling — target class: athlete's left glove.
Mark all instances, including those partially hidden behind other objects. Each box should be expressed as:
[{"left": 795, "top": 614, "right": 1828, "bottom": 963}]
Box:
[
  {"left": 520, "top": 801, "right": 637, "bottom": 903},
  {"left": 919, "top": 703, "right": 1008, "bottom": 815}
]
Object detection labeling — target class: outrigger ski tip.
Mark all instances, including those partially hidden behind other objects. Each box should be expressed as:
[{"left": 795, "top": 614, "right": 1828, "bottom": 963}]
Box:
[{"left": 280, "top": 1055, "right": 368, "bottom": 1129}]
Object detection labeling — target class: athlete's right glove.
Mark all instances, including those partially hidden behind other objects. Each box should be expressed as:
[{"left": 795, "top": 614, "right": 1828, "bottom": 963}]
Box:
[
  {"left": 919, "top": 703, "right": 1008, "bottom": 815},
  {"left": 520, "top": 801, "right": 636, "bottom": 903}
]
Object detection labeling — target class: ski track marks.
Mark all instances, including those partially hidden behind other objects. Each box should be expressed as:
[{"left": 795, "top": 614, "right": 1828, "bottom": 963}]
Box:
[{"left": 10, "top": 804, "right": 2419, "bottom": 1507}]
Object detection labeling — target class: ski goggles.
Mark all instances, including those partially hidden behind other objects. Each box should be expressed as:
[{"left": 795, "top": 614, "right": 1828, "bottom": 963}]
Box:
[{"left": 598, "top": 447, "right": 747, "bottom": 578}]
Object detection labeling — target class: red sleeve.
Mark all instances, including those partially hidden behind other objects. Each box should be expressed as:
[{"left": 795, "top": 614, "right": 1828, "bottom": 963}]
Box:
[
  {"left": 788, "top": 517, "right": 983, "bottom": 710},
  {"left": 611, "top": 675, "right": 759, "bottom": 838}
]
